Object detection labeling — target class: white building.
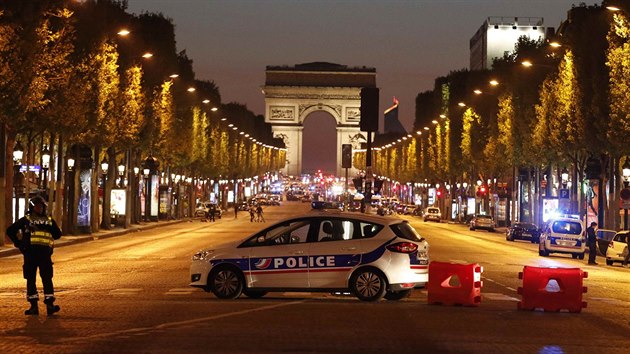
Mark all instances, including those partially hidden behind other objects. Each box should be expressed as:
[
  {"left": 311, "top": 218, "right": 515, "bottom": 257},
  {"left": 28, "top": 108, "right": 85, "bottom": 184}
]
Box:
[{"left": 470, "top": 17, "right": 550, "bottom": 70}]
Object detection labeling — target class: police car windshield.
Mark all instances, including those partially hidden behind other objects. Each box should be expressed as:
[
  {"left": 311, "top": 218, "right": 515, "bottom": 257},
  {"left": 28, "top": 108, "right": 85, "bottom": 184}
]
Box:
[{"left": 390, "top": 221, "right": 424, "bottom": 242}]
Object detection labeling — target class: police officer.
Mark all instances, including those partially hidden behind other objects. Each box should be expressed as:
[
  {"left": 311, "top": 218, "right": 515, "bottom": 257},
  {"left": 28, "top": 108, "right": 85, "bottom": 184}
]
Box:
[
  {"left": 7, "top": 196, "right": 62, "bottom": 315},
  {"left": 586, "top": 221, "right": 598, "bottom": 265}
]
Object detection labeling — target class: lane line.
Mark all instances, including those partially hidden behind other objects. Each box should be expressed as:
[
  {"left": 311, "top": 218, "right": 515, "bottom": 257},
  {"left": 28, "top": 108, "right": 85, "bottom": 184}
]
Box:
[{"left": 58, "top": 300, "right": 305, "bottom": 343}]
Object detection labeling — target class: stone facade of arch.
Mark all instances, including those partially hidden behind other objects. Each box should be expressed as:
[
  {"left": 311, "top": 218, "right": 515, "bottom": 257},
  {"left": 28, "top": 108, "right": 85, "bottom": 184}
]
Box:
[{"left": 262, "top": 63, "right": 376, "bottom": 177}]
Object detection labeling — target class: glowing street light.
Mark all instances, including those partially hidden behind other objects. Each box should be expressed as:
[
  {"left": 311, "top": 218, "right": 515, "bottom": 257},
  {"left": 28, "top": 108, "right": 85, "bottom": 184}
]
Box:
[
  {"left": 142, "top": 52, "right": 153, "bottom": 59},
  {"left": 117, "top": 29, "right": 130, "bottom": 36}
]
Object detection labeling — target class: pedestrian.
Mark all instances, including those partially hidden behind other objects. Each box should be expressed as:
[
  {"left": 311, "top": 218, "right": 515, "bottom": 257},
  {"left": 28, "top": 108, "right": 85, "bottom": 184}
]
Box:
[
  {"left": 256, "top": 204, "right": 265, "bottom": 223},
  {"left": 6, "top": 196, "right": 62, "bottom": 316},
  {"left": 586, "top": 221, "right": 598, "bottom": 265},
  {"left": 249, "top": 207, "right": 255, "bottom": 222},
  {"left": 208, "top": 204, "right": 216, "bottom": 222},
  {"left": 623, "top": 232, "right": 630, "bottom": 267}
]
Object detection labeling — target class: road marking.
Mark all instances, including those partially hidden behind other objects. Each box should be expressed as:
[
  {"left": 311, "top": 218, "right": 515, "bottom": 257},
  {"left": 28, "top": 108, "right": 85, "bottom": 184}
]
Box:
[
  {"left": 109, "top": 288, "right": 143, "bottom": 295},
  {"left": 165, "top": 288, "right": 195, "bottom": 295},
  {"left": 483, "top": 292, "right": 519, "bottom": 301},
  {"left": 589, "top": 297, "right": 630, "bottom": 306},
  {"left": 58, "top": 300, "right": 306, "bottom": 343},
  {"left": 0, "top": 292, "right": 22, "bottom": 298}
]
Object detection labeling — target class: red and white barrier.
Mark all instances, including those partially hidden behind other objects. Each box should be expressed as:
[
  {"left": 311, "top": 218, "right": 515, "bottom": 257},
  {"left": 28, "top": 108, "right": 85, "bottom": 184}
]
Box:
[
  {"left": 517, "top": 266, "right": 588, "bottom": 313},
  {"left": 427, "top": 261, "right": 483, "bottom": 306}
]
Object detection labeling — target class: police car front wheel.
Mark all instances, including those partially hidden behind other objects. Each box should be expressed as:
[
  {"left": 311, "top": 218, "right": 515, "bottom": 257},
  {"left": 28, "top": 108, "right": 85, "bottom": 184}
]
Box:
[
  {"left": 208, "top": 266, "right": 244, "bottom": 299},
  {"left": 384, "top": 289, "right": 411, "bottom": 301},
  {"left": 350, "top": 268, "right": 387, "bottom": 302},
  {"left": 242, "top": 289, "right": 267, "bottom": 298}
]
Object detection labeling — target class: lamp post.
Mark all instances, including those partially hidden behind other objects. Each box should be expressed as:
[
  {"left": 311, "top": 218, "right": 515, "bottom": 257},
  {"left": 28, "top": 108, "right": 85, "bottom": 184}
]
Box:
[
  {"left": 99, "top": 158, "right": 109, "bottom": 229},
  {"left": 41, "top": 144, "right": 50, "bottom": 201},
  {"left": 142, "top": 154, "right": 159, "bottom": 221},
  {"left": 561, "top": 167, "right": 569, "bottom": 187},
  {"left": 117, "top": 160, "right": 125, "bottom": 188},
  {"left": 621, "top": 159, "right": 630, "bottom": 230},
  {"left": 143, "top": 166, "right": 150, "bottom": 221},
  {"left": 13, "top": 141, "right": 25, "bottom": 221}
]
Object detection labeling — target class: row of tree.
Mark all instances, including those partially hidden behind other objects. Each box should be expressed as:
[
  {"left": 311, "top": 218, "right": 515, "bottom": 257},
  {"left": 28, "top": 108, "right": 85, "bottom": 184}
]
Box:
[
  {"left": 0, "top": 0, "right": 285, "bottom": 240},
  {"left": 355, "top": 2, "right": 629, "bottom": 228}
]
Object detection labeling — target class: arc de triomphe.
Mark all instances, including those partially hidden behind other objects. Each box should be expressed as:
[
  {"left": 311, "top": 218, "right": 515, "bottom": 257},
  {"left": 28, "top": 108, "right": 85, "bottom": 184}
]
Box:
[{"left": 262, "top": 62, "right": 376, "bottom": 177}]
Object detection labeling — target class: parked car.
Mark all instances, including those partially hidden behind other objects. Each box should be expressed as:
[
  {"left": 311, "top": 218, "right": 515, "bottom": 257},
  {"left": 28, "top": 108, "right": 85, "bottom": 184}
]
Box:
[
  {"left": 605, "top": 230, "right": 629, "bottom": 266},
  {"left": 194, "top": 202, "right": 223, "bottom": 219},
  {"left": 190, "top": 212, "right": 430, "bottom": 301},
  {"left": 538, "top": 217, "right": 584, "bottom": 259},
  {"left": 469, "top": 214, "right": 495, "bottom": 232},
  {"left": 286, "top": 192, "right": 300, "bottom": 201},
  {"left": 506, "top": 222, "right": 540, "bottom": 243},
  {"left": 424, "top": 207, "right": 441, "bottom": 222},
  {"left": 403, "top": 205, "right": 418, "bottom": 215}
]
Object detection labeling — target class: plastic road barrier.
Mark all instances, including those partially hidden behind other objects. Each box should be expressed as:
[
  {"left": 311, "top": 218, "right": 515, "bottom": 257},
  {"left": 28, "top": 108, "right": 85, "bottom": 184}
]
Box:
[
  {"left": 427, "top": 261, "right": 483, "bottom": 306},
  {"left": 517, "top": 266, "right": 588, "bottom": 313}
]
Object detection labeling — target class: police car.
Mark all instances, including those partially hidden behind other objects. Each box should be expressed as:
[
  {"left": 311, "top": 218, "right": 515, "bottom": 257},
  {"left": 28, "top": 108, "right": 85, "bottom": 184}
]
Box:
[
  {"left": 538, "top": 217, "right": 585, "bottom": 259},
  {"left": 190, "top": 212, "right": 429, "bottom": 301}
]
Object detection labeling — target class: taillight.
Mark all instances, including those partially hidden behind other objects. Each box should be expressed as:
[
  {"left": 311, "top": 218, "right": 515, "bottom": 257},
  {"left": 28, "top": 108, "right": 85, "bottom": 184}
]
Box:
[{"left": 387, "top": 242, "right": 418, "bottom": 253}]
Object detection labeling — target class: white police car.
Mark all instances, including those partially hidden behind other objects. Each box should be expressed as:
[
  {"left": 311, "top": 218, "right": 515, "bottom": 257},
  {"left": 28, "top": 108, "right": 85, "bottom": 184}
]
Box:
[{"left": 190, "top": 212, "right": 429, "bottom": 301}]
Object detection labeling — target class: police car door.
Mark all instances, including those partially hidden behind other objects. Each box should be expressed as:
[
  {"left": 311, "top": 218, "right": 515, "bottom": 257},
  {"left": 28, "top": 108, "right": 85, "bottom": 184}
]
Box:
[
  {"left": 246, "top": 219, "right": 312, "bottom": 289},
  {"left": 308, "top": 218, "right": 362, "bottom": 289}
]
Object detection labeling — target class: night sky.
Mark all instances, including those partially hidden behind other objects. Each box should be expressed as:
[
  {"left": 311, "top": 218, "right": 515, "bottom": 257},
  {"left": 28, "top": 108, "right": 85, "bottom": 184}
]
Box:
[{"left": 126, "top": 0, "right": 600, "bottom": 174}]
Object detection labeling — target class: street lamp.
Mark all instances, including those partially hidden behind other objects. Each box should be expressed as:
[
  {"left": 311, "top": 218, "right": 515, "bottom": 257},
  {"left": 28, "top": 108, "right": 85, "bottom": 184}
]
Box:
[
  {"left": 622, "top": 159, "right": 630, "bottom": 230},
  {"left": 13, "top": 141, "right": 23, "bottom": 164},
  {"left": 67, "top": 157, "right": 75, "bottom": 171},
  {"left": 117, "top": 160, "right": 125, "bottom": 187},
  {"left": 561, "top": 167, "right": 569, "bottom": 186},
  {"left": 623, "top": 159, "right": 630, "bottom": 185},
  {"left": 13, "top": 141, "right": 25, "bottom": 220},
  {"left": 101, "top": 158, "right": 109, "bottom": 175},
  {"left": 142, "top": 154, "right": 159, "bottom": 221},
  {"left": 41, "top": 144, "right": 51, "bottom": 200}
]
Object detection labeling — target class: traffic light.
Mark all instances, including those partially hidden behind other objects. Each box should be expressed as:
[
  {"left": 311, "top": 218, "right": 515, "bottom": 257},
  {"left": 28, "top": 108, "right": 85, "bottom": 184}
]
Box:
[
  {"left": 352, "top": 178, "right": 363, "bottom": 193},
  {"left": 360, "top": 87, "right": 379, "bottom": 132},
  {"left": 373, "top": 179, "right": 383, "bottom": 195},
  {"left": 341, "top": 144, "right": 352, "bottom": 168}
]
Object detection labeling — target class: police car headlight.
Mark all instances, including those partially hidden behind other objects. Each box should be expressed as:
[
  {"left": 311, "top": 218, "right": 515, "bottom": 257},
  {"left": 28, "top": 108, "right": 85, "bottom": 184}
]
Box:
[{"left": 192, "top": 250, "right": 213, "bottom": 261}]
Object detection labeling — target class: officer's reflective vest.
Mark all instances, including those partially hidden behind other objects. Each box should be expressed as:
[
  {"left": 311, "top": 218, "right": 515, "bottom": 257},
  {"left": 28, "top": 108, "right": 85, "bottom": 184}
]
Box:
[{"left": 26, "top": 215, "right": 54, "bottom": 248}]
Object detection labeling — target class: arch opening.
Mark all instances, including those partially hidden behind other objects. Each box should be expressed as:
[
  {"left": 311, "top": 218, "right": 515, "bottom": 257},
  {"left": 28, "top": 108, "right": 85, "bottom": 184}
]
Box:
[{"left": 302, "top": 111, "right": 337, "bottom": 175}]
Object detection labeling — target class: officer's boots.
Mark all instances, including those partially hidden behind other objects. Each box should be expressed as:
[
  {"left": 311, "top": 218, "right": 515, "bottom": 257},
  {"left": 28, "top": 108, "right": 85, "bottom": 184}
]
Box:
[
  {"left": 44, "top": 297, "right": 60, "bottom": 315},
  {"left": 24, "top": 300, "right": 39, "bottom": 315}
]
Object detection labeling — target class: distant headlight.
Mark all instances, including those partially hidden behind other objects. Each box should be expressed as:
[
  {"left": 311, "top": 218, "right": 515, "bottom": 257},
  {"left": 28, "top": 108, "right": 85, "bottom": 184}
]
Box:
[{"left": 192, "top": 250, "right": 214, "bottom": 261}]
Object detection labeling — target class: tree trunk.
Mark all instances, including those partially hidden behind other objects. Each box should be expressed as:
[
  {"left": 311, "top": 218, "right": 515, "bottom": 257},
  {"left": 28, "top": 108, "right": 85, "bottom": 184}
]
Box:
[{"left": 0, "top": 125, "right": 7, "bottom": 246}]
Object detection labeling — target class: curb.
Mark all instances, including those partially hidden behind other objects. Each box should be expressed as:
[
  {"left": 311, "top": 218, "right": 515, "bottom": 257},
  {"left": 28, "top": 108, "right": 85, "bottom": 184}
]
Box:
[{"left": 0, "top": 219, "right": 187, "bottom": 258}]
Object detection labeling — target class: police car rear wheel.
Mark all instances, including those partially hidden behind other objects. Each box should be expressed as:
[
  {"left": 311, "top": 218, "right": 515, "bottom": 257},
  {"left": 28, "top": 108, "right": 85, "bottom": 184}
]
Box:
[
  {"left": 209, "top": 267, "right": 243, "bottom": 299},
  {"left": 350, "top": 268, "right": 386, "bottom": 302},
  {"left": 384, "top": 289, "right": 411, "bottom": 301}
]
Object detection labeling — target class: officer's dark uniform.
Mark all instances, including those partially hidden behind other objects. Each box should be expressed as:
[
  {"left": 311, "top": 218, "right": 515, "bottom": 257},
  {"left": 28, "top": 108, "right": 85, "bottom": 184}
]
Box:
[{"left": 7, "top": 196, "right": 62, "bottom": 315}]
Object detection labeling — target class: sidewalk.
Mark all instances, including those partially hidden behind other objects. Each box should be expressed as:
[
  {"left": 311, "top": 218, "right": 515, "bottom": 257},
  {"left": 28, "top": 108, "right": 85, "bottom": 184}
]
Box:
[{"left": 0, "top": 219, "right": 186, "bottom": 258}]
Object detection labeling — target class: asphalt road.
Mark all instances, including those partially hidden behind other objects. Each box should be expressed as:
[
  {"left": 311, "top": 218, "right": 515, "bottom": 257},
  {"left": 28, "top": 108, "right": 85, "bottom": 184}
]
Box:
[{"left": 0, "top": 202, "right": 629, "bottom": 353}]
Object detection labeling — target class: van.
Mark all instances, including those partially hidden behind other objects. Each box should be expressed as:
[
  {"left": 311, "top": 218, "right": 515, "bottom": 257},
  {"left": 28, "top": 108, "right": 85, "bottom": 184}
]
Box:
[{"left": 538, "top": 217, "right": 585, "bottom": 259}]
